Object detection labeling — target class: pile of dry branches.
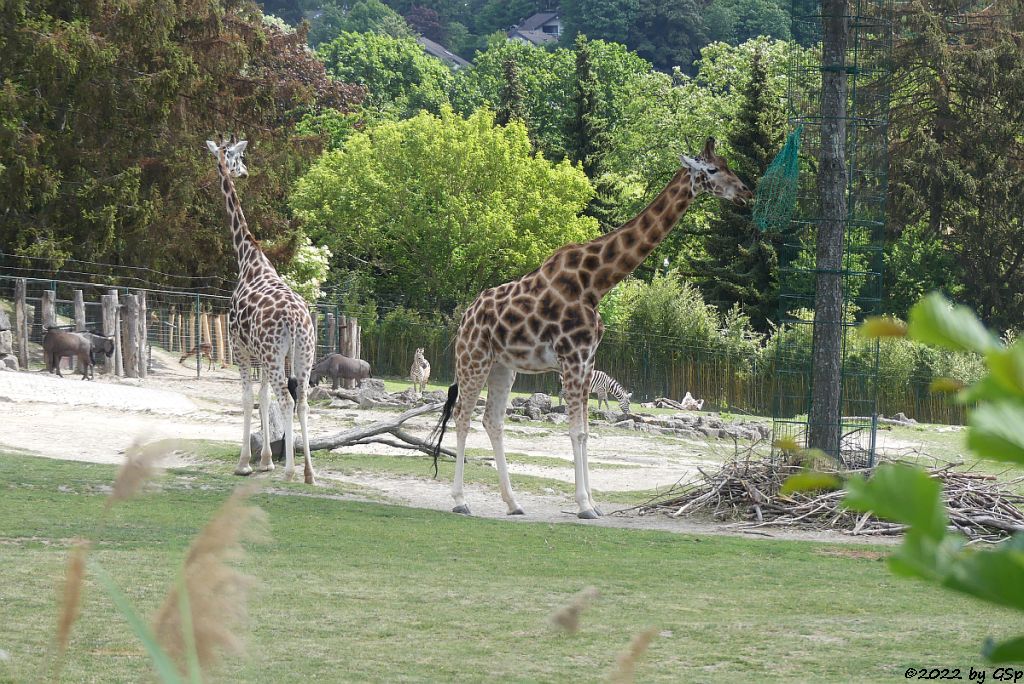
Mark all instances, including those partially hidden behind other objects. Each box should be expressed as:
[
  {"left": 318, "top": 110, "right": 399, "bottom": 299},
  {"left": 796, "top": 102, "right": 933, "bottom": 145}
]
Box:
[{"left": 635, "top": 457, "right": 1024, "bottom": 542}]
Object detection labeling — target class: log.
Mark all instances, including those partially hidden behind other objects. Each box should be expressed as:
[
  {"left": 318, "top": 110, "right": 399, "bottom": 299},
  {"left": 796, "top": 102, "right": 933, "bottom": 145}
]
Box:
[
  {"left": 101, "top": 294, "right": 117, "bottom": 375},
  {"left": 14, "top": 278, "right": 28, "bottom": 369},
  {"left": 137, "top": 291, "right": 147, "bottom": 378},
  {"left": 108, "top": 289, "right": 123, "bottom": 376},
  {"left": 302, "top": 401, "right": 454, "bottom": 459},
  {"left": 40, "top": 290, "right": 57, "bottom": 330},
  {"left": 122, "top": 294, "right": 139, "bottom": 378}
]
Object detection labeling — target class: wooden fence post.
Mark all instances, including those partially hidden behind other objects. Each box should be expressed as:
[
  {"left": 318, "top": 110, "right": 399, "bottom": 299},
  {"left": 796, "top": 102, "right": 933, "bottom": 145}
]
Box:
[
  {"left": 214, "top": 314, "right": 225, "bottom": 365},
  {"left": 137, "top": 291, "right": 147, "bottom": 379},
  {"left": 14, "top": 278, "right": 28, "bottom": 369},
  {"left": 223, "top": 314, "right": 233, "bottom": 366},
  {"left": 201, "top": 311, "right": 212, "bottom": 349},
  {"left": 338, "top": 315, "right": 348, "bottom": 358},
  {"left": 73, "top": 290, "right": 86, "bottom": 331},
  {"left": 101, "top": 294, "right": 116, "bottom": 375},
  {"left": 327, "top": 314, "right": 336, "bottom": 356},
  {"left": 311, "top": 308, "right": 319, "bottom": 359},
  {"left": 186, "top": 311, "right": 195, "bottom": 356},
  {"left": 177, "top": 313, "right": 186, "bottom": 356},
  {"left": 346, "top": 316, "right": 359, "bottom": 388},
  {"left": 123, "top": 294, "right": 139, "bottom": 378},
  {"left": 107, "top": 289, "right": 123, "bottom": 376},
  {"left": 40, "top": 290, "right": 57, "bottom": 330}
]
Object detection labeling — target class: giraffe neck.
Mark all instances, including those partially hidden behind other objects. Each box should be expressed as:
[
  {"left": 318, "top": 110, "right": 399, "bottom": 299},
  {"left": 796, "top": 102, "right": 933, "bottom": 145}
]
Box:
[
  {"left": 215, "top": 156, "right": 265, "bottom": 279},
  {"left": 586, "top": 168, "right": 695, "bottom": 300}
]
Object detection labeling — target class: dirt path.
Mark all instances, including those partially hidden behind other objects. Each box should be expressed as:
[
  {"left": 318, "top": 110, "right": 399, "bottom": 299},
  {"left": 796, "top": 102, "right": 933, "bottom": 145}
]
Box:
[{"left": 0, "top": 351, "right": 899, "bottom": 544}]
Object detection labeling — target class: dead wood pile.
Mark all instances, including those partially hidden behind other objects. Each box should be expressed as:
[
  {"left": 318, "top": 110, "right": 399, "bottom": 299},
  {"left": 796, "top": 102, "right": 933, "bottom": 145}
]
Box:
[{"left": 635, "top": 457, "right": 1024, "bottom": 542}]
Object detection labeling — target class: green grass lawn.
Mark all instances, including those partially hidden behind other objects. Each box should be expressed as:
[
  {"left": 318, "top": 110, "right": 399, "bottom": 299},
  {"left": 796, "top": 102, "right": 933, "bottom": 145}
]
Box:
[{"left": 2, "top": 452, "right": 1021, "bottom": 683}]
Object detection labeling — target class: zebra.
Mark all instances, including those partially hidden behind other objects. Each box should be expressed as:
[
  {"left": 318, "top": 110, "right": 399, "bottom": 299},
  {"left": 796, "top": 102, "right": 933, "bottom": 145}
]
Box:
[
  {"left": 559, "top": 370, "right": 632, "bottom": 414},
  {"left": 410, "top": 347, "right": 431, "bottom": 395}
]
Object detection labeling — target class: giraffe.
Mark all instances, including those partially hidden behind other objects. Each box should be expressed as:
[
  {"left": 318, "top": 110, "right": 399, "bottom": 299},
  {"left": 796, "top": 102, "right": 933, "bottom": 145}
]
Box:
[
  {"left": 206, "top": 136, "right": 317, "bottom": 484},
  {"left": 431, "top": 137, "right": 753, "bottom": 518}
]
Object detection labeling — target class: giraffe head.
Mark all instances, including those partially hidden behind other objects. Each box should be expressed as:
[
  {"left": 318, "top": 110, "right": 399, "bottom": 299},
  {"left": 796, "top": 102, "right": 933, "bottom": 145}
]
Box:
[
  {"left": 205, "top": 136, "right": 249, "bottom": 178},
  {"left": 680, "top": 137, "right": 753, "bottom": 205}
]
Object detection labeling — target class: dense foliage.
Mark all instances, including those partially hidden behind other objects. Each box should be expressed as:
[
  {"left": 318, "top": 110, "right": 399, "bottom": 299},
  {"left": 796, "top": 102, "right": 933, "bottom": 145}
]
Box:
[
  {"left": 289, "top": 108, "right": 598, "bottom": 311},
  {"left": 0, "top": 0, "right": 362, "bottom": 282}
]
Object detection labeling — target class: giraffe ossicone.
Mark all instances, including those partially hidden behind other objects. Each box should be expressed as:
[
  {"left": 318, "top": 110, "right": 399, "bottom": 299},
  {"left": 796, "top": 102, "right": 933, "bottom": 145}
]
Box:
[
  {"left": 206, "top": 136, "right": 317, "bottom": 485},
  {"left": 431, "top": 136, "right": 754, "bottom": 519}
]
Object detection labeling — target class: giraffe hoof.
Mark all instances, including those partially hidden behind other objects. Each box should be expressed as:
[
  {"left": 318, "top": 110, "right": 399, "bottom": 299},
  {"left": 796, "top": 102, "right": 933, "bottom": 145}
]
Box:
[
  {"left": 304, "top": 472, "right": 316, "bottom": 485},
  {"left": 283, "top": 468, "right": 296, "bottom": 482},
  {"left": 507, "top": 507, "right": 526, "bottom": 516},
  {"left": 452, "top": 504, "right": 472, "bottom": 515},
  {"left": 577, "top": 509, "right": 600, "bottom": 520},
  {"left": 234, "top": 465, "right": 253, "bottom": 476},
  {"left": 257, "top": 462, "right": 275, "bottom": 472},
  {"left": 593, "top": 507, "right": 605, "bottom": 517}
]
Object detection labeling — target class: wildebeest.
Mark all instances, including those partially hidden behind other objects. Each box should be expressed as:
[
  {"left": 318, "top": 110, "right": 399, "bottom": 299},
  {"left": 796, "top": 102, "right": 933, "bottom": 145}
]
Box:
[
  {"left": 309, "top": 353, "right": 371, "bottom": 389},
  {"left": 42, "top": 329, "right": 115, "bottom": 380}
]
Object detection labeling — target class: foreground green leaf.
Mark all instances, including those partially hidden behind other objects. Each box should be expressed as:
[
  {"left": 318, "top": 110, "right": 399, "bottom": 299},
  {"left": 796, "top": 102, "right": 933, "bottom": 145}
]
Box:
[
  {"left": 967, "top": 401, "right": 1024, "bottom": 465},
  {"left": 844, "top": 464, "right": 948, "bottom": 541},
  {"left": 907, "top": 292, "right": 1000, "bottom": 354}
]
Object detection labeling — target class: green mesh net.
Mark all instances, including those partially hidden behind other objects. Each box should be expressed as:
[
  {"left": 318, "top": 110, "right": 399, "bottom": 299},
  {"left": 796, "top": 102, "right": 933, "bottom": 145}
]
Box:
[{"left": 752, "top": 126, "right": 802, "bottom": 232}]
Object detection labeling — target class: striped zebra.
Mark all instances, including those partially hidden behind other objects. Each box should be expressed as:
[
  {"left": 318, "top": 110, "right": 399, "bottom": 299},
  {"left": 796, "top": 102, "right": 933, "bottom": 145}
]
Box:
[
  {"left": 560, "top": 370, "right": 632, "bottom": 414},
  {"left": 410, "top": 347, "right": 431, "bottom": 395}
]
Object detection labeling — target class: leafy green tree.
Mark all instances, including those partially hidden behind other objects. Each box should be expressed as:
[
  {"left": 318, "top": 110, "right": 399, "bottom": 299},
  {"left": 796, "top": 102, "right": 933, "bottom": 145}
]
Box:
[
  {"left": 566, "top": 35, "right": 606, "bottom": 177},
  {"left": 306, "top": 0, "right": 413, "bottom": 46},
  {"left": 703, "top": 0, "right": 791, "bottom": 45},
  {"left": 0, "top": 2, "right": 361, "bottom": 282},
  {"left": 317, "top": 31, "right": 453, "bottom": 118},
  {"left": 688, "top": 45, "right": 786, "bottom": 330},
  {"left": 290, "top": 108, "right": 599, "bottom": 312}
]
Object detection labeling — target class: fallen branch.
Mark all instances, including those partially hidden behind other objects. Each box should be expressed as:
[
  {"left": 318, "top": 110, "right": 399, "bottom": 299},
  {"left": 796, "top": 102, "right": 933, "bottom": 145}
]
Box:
[{"left": 301, "top": 402, "right": 455, "bottom": 458}]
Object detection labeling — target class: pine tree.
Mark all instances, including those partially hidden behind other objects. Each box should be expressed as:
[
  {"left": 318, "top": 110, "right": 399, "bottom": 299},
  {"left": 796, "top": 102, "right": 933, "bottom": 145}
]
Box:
[
  {"left": 690, "top": 45, "right": 784, "bottom": 331},
  {"left": 495, "top": 56, "right": 528, "bottom": 128},
  {"left": 566, "top": 34, "right": 605, "bottom": 178}
]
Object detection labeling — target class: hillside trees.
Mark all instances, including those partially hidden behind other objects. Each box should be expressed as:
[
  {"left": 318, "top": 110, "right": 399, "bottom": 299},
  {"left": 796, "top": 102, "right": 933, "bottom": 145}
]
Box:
[
  {"left": 318, "top": 31, "right": 453, "bottom": 119},
  {"left": 289, "top": 108, "right": 599, "bottom": 312},
  {"left": 886, "top": 0, "right": 1024, "bottom": 330},
  {"left": 0, "top": 0, "right": 362, "bottom": 281}
]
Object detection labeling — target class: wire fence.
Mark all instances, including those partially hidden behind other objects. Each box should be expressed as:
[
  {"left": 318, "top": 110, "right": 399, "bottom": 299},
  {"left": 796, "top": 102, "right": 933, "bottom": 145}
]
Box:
[{"left": 0, "top": 265, "right": 966, "bottom": 424}]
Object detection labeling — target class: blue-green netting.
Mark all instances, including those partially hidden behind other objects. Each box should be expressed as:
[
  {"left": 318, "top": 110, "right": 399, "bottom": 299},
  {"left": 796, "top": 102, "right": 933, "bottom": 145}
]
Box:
[{"left": 752, "top": 126, "right": 802, "bottom": 232}]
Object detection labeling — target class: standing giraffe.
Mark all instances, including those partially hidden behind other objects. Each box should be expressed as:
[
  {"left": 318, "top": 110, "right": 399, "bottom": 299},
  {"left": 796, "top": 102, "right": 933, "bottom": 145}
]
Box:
[
  {"left": 206, "top": 136, "right": 317, "bottom": 484},
  {"left": 431, "top": 137, "right": 753, "bottom": 518}
]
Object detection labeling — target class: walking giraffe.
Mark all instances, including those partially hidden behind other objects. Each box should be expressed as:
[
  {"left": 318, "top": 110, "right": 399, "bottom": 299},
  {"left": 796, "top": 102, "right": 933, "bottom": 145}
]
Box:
[
  {"left": 431, "top": 138, "right": 753, "bottom": 518},
  {"left": 206, "top": 136, "right": 317, "bottom": 484}
]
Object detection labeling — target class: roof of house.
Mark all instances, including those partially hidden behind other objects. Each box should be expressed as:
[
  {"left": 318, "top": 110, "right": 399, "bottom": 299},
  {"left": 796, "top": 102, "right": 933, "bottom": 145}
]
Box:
[
  {"left": 508, "top": 29, "right": 559, "bottom": 45},
  {"left": 416, "top": 36, "right": 472, "bottom": 70},
  {"left": 516, "top": 11, "right": 559, "bottom": 31}
]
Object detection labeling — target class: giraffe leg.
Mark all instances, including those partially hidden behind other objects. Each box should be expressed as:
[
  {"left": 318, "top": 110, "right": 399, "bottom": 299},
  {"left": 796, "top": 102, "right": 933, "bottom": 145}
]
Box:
[
  {"left": 562, "top": 360, "right": 599, "bottom": 519},
  {"left": 267, "top": 363, "right": 297, "bottom": 482},
  {"left": 483, "top": 364, "right": 523, "bottom": 515},
  {"left": 295, "top": 348, "right": 315, "bottom": 485},
  {"left": 256, "top": 372, "right": 274, "bottom": 472},
  {"left": 451, "top": 368, "right": 488, "bottom": 515},
  {"left": 235, "top": 357, "right": 255, "bottom": 476}
]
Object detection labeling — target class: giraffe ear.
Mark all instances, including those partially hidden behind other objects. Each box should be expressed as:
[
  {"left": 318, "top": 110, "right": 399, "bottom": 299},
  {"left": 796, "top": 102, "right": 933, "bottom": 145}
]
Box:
[
  {"left": 702, "top": 136, "right": 717, "bottom": 158},
  {"left": 230, "top": 140, "right": 248, "bottom": 155},
  {"left": 205, "top": 140, "right": 219, "bottom": 154},
  {"left": 680, "top": 154, "right": 700, "bottom": 171}
]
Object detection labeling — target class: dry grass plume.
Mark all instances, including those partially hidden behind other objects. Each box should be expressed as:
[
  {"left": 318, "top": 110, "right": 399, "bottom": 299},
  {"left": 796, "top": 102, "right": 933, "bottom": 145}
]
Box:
[
  {"left": 53, "top": 539, "right": 90, "bottom": 668},
  {"left": 608, "top": 627, "right": 658, "bottom": 683},
  {"left": 106, "top": 438, "right": 183, "bottom": 508},
  {"left": 549, "top": 586, "right": 599, "bottom": 634},
  {"left": 153, "top": 483, "right": 267, "bottom": 676}
]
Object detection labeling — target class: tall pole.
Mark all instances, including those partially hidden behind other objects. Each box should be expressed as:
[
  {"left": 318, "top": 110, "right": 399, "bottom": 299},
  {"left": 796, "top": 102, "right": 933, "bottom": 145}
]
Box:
[{"left": 808, "top": 0, "right": 850, "bottom": 458}]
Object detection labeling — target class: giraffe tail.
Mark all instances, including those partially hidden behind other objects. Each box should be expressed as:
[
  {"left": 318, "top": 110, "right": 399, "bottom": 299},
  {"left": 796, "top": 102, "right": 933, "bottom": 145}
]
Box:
[
  {"left": 428, "top": 383, "right": 459, "bottom": 478},
  {"left": 288, "top": 377, "right": 298, "bottom": 403}
]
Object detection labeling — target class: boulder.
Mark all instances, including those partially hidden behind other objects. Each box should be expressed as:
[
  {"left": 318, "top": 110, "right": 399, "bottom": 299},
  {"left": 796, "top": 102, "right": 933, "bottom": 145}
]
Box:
[
  {"left": 308, "top": 386, "right": 333, "bottom": 402},
  {"left": 545, "top": 413, "right": 568, "bottom": 425},
  {"left": 0, "top": 330, "right": 12, "bottom": 357},
  {"left": 547, "top": 404, "right": 567, "bottom": 414},
  {"left": 0, "top": 309, "right": 10, "bottom": 331},
  {"left": 0, "top": 357, "right": 16, "bottom": 371},
  {"left": 524, "top": 404, "right": 543, "bottom": 421},
  {"left": 525, "top": 392, "right": 552, "bottom": 413},
  {"left": 423, "top": 389, "right": 448, "bottom": 403}
]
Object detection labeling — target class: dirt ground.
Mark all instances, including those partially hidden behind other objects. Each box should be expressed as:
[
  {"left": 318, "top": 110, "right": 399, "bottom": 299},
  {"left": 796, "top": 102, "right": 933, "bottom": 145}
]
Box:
[{"left": 1, "top": 347, "right": 916, "bottom": 543}]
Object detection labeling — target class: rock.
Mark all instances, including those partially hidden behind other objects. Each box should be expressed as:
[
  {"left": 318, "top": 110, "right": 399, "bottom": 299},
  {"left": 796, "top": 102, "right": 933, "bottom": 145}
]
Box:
[
  {"left": 675, "top": 429, "right": 699, "bottom": 440},
  {"left": 524, "top": 404, "right": 543, "bottom": 421},
  {"left": 613, "top": 419, "right": 634, "bottom": 429},
  {"left": 525, "top": 392, "right": 552, "bottom": 413},
  {"left": 545, "top": 413, "right": 568, "bottom": 425},
  {"left": 0, "top": 355, "right": 17, "bottom": 371},
  {"left": 892, "top": 412, "right": 918, "bottom": 424},
  {"left": 308, "top": 386, "right": 333, "bottom": 402},
  {"left": 508, "top": 414, "right": 529, "bottom": 422},
  {"left": 511, "top": 396, "right": 528, "bottom": 407},
  {"left": 548, "top": 404, "right": 567, "bottom": 414},
  {"left": 392, "top": 387, "right": 420, "bottom": 405},
  {"left": 423, "top": 389, "right": 447, "bottom": 403},
  {"left": 0, "top": 309, "right": 10, "bottom": 331},
  {"left": 328, "top": 398, "right": 358, "bottom": 409},
  {"left": 0, "top": 330, "right": 12, "bottom": 356},
  {"left": 359, "top": 378, "right": 387, "bottom": 393}
]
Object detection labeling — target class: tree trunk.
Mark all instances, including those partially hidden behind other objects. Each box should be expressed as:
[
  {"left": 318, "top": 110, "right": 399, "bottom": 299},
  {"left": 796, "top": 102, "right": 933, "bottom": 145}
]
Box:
[
  {"left": 101, "top": 294, "right": 118, "bottom": 375},
  {"left": 137, "top": 291, "right": 147, "bottom": 379},
  {"left": 808, "top": 0, "right": 850, "bottom": 459},
  {"left": 123, "top": 294, "right": 139, "bottom": 379}
]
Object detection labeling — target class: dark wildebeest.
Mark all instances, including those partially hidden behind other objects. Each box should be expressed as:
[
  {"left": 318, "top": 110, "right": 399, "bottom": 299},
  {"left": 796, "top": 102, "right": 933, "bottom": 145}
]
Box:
[
  {"left": 309, "top": 354, "right": 371, "bottom": 390},
  {"left": 42, "top": 329, "right": 115, "bottom": 380}
]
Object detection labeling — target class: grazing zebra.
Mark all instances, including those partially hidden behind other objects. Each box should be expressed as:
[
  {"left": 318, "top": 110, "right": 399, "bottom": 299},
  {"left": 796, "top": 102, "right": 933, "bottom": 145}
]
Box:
[
  {"left": 410, "top": 347, "right": 431, "bottom": 395},
  {"left": 560, "top": 370, "right": 632, "bottom": 414}
]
